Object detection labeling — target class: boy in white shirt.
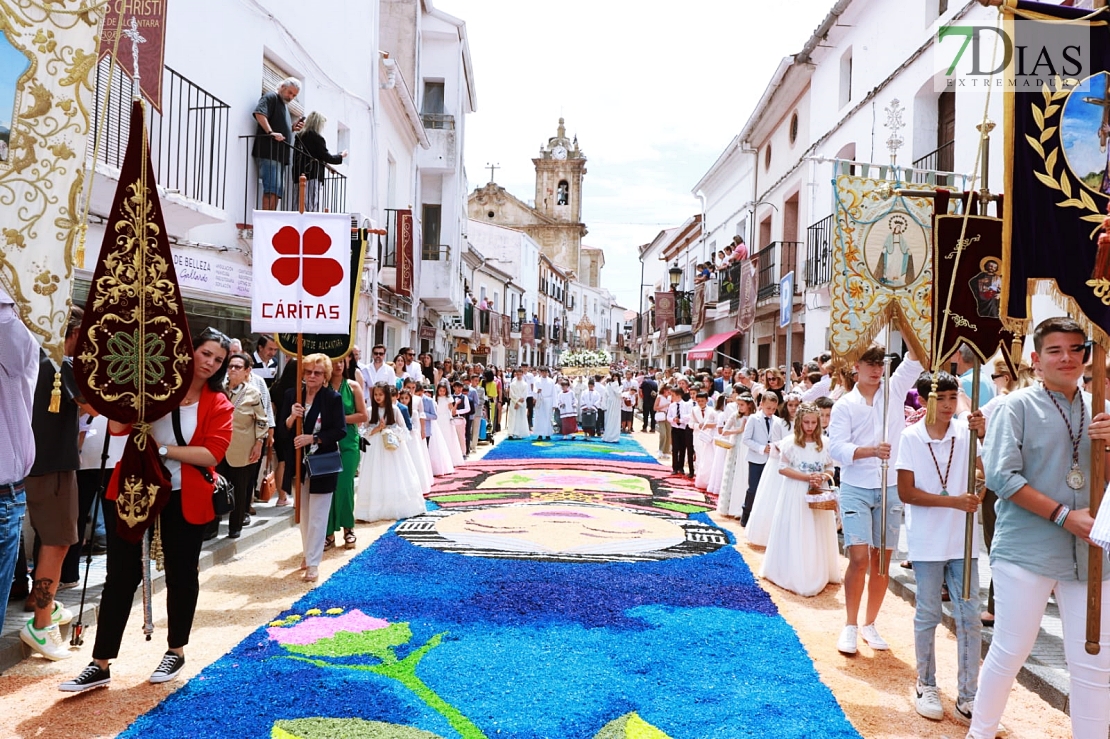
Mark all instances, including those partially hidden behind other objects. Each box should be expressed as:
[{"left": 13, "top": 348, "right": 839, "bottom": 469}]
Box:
[
  {"left": 895, "top": 371, "right": 989, "bottom": 729},
  {"left": 739, "top": 392, "right": 786, "bottom": 525}
]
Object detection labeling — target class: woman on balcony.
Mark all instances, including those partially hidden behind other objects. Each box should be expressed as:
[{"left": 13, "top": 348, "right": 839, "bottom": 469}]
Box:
[{"left": 294, "top": 111, "right": 347, "bottom": 212}]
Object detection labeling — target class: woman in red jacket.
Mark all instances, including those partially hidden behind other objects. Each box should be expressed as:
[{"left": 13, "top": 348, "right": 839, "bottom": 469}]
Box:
[{"left": 60, "top": 328, "right": 233, "bottom": 693}]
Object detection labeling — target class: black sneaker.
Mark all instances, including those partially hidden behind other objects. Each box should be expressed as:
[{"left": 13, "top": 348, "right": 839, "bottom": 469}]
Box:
[
  {"left": 59, "top": 662, "right": 111, "bottom": 692},
  {"left": 149, "top": 651, "right": 185, "bottom": 684}
]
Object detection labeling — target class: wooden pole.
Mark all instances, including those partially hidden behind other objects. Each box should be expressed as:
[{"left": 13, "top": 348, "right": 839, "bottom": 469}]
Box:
[
  {"left": 878, "top": 335, "right": 892, "bottom": 576},
  {"left": 294, "top": 174, "right": 306, "bottom": 525},
  {"left": 1088, "top": 345, "right": 1106, "bottom": 655},
  {"left": 963, "top": 359, "right": 981, "bottom": 600}
]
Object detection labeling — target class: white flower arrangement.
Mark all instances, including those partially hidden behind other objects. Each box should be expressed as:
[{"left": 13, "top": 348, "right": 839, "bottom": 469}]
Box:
[{"left": 558, "top": 349, "right": 611, "bottom": 368}]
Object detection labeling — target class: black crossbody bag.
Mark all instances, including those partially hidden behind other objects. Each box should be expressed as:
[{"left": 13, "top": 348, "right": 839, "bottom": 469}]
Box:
[{"left": 171, "top": 408, "right": 234, "bottom": 516}]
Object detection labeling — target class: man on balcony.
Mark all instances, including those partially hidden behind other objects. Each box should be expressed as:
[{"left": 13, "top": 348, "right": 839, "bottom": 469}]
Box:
[{"left": 252, "top": 77, "right": 302, "bottom": 211}]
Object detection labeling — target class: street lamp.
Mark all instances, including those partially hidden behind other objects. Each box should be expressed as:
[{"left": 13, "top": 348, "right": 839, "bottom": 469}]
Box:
[
  {"left": 668, "top": 264, "right": 683, "bottom": 291},
  {"left": 517, "top": 305, "right": 526, "bottom": 322}
]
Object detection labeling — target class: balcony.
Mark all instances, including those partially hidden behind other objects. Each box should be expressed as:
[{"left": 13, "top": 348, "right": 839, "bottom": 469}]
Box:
[
  {"left": 535, "top": 323, "right": 546, "bottom": 341},
  {"left": 418, "top": 114, "right": 457, "bottom": 172},
  {"left": 755, "top": 241, "right": 802, "bottom": 301},
  {"left": 912, "top": 140, "right": 955, "bottom": 187},
  {"left": 673, "top": 290, "right": 694, "bottom": 329},
  {"left": 422, "top": 244, "right": 450, "bottom": 261},
  {"left": 717, "top": 262, "right": 744, "bottom": 306},
  {"left": 421, "top": 114, "right": 455, "bottom": 130},
  {"left": 378, "top": 286, "right": 412, "bottom": 324},
  {"left": 87, "top": 60, "right": 230, "bottom": 234},
  {"left": 238, "top": 135, "right": 347, "bottom": 228},
  {"left": 479, "top": 309, "right": 491, "bottom": 335},
  {"left": 806, "top": 215, "right": 834, "bottom": 287}
]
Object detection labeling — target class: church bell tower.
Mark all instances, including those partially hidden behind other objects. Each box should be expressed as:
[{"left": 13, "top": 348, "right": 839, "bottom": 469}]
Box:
[{"left": 533, "top": 118, "right": 587, "bottom": 273}]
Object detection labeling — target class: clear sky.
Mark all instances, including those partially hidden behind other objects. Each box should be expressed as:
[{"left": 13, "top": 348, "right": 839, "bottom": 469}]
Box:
[{"left": 437, "top": 0, "right": 839, "bottom": 310}]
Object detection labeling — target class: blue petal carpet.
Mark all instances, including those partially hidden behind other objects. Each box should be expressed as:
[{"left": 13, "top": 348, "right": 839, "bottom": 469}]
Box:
[{"left": 119, "top": 436, "right": 860, "bottom": 739}]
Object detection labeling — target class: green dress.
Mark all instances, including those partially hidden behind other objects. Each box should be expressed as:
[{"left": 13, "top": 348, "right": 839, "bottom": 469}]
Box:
[{"left": 328, "top": 379, "right": 360, "bottom": 533}]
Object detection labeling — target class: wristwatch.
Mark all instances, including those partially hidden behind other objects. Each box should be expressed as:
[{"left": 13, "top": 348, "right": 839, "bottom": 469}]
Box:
[{"left": 158, "top": 445, "right": 169, "bottom": 459}]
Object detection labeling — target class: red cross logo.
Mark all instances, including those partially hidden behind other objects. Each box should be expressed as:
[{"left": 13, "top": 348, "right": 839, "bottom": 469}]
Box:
[{"left": 270, "top": 225, "right": 343, "bottom": 297}]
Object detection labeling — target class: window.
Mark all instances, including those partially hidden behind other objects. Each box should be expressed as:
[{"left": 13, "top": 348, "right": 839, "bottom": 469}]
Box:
[
  {"left": 337, "top": 122, "right": 350, "bottom": 158},
  {"left": 789, "top": 112, "right": 799, "bottom": 145},
  {"left": 839, "top": 48, "right": 853, "bottom": 108},
  {"left": 422, "top": 81, "right": 445, "bottom": 115},
  {"left": 421, "top": 204, "right": 442, "bottom": 260},
  {"left": 939, "top": 0, "right": 948, "bottom": 15},
  {"left": 557, "top": 180, "right": 569, "bottom": 205}
]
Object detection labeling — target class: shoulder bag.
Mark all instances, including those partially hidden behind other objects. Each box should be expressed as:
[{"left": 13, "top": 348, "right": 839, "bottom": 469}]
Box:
[{"left": 172, "top": 407, "right": 234, "bottom": 516}]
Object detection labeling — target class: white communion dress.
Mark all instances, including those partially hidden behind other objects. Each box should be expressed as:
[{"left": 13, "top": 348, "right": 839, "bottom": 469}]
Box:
[{"left": 355, "top": 416, "right": 427, "bottom": 522}]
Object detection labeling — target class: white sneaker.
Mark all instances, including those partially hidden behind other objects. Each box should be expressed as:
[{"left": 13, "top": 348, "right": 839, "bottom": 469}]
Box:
[
  {"left": 836, "top": 625, "right": 858, "bottom": 655},
  {"left": 955, "top": 698, "right": 1009, "bottom": 737},
  {"left": 914, "top": 681, "right": 943, "bottom": 720},
  {"left": 859, "top": 622, "right": 889, "bottom": 650},
  {"left": 20, "top": 620, "right": 72, "bottom": 661},
  {"left": 52, "top": 601, "right": 74, "bottom": 625}
]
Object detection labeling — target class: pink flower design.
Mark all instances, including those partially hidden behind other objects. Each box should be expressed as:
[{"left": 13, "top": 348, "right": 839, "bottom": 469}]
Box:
[{"left": 267, "top": 609, "right": 389, "bottom": 646}]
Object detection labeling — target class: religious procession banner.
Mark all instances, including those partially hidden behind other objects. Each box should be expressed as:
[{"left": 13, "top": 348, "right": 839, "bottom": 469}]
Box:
[
  {"left": 654, "top": 291, "right": 675, "bottom": 334},
  {"left": 999, "top": 2, "right": 1110, "bottom": 347},
  {"left": 931, "top": 191, "right": 1020, "bottom": 372},
  {"left": 73, "top": 99, "right": 192, "bottom": 542},
  {"left": 0, "top": 1, "right": 101, "bottom": 365},
  {"left": 99, "top": 0, "right": 167, "bottom": 111},
  {"left": 830, "top": 173, "right": 938, "bottom": 364},
  {"left": 692, "top": 282, "right": 706, "bottom": 334},
  {"left": 521, "top": 321, "right": 534, "bottom": 347},
  {"left": 734, "top": 258, "right": 757, "bottom": 332},
  {"left": 276, "top": 226, "right": 366, "bottom": 360},
  {"left": 251, "top": 211, "right": 352, "bottom": 334},
  {"left": 490, "top": 311, "right": 502, "bottom": 346}
]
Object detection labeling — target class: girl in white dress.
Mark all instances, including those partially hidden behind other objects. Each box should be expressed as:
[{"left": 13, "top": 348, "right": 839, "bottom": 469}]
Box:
[
  {"left": 692, "top": 392, "right": 717, "bottom": 490},
  {"left": 355, "top": 383, "right": 426, "bottom": 522},
  {"left": 761, "top": 403, "right": 841, "bottom": 596},
  {"left": 744, "top": 437, "right": 786, "bottom": 546},
  {"left": 718, "top": 394, "right": 754, "bottom": 515},
  {"left": 418, "top": 384, "right": 454, "bottom": 476},
  {"left": 399, "top": 388, "right": 433, "bottom": 494},
  {"left": 708, "top": 394, "right": 736, "bottom": 496},
  {"left": 434, "top": 382, "right": 465, "bottom": 467}
]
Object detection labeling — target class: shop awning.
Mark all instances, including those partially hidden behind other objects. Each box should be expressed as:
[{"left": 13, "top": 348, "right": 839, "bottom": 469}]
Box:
[{"left": 686, "top": 331, "right": 739, "bottom": 361}]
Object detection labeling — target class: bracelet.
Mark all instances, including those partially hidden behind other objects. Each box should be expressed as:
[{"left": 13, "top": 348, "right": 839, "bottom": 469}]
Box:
[
  {"left": 1049, "top": 503, "right": 1063, "bottom": 523},
  {"left": 1053, "top": 505, "right": 1071, "bottom": 527}
]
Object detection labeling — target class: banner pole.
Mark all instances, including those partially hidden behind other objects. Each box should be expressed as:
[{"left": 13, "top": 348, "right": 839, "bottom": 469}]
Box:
[
  {"left": 1088, "top": 340, "right": 1106, "bottom": 655},
  {"left": 294, "top": 175, "right": 307, "bottom": 525},
  {"left": 963, "top": 358, "right": 981, "bottom": 600},
  {"left": 878, "top": 325, "right": 892, "bottom": 576}
]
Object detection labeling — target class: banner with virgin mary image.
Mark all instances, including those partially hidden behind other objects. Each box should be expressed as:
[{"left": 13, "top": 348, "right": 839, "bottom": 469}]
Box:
[{"left": 830, "top": 173, "right": 942, "bottom": 365}]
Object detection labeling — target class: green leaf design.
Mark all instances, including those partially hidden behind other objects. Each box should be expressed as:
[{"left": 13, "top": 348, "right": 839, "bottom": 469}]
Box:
[
  {"left": 282, "top": 621, "right": 412, "bottom": 660},
  {"left": 103, "top": 329, "right": 168, "bottom": 386},
  {"left": 272, "top": 718, "right": 447, "bottom": 739}
]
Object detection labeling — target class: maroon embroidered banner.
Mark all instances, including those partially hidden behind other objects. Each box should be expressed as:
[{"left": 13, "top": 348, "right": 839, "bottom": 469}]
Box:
[
  {"left": 73, "top": 100, "right": 193, "bottom": 542},
  {"left": 490, "top": 312, "right": 502, "bottom": 346},
  {"left": 100, "top": 2, "right": 168, "bottom": 112},
  {"left": 396, "top": 209, "right": 414, "bottom": 297},
  {"left": 655, "top": 291, "right": 675, "bottom": 334},
  {"left": 521, "top": 322, "right": 535, "bottom": 346}
]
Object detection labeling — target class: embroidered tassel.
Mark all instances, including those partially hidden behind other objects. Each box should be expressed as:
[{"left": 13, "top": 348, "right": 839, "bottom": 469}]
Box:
[
  {"left": 152, "top": 517, "right": 165, "bottom": 572},
  {"left": 48, "top": 370, "right": 62, "bottom": 413},
  {"left": 75, "top": 222, "right": 88, "bottom": 269},
  {"left": 924, "top": 373, "right": 940, "bottom": 425}
]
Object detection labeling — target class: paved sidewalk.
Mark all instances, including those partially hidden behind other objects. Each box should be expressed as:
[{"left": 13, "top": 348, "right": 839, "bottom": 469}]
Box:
[{"left": 0, "top": 502, "right": 294, "bottom": 674}]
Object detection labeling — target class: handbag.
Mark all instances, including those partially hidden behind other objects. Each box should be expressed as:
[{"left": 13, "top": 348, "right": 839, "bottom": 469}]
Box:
[
  {"left": 382, "top": 428, "right": 400, "bottom": 451},
  {"left": 258, "top": 469, "right": 276, "bottom": 502},
  {"left": 714, "top": 437, "right": 735, "bottom": 450},
  {"left": 172, "top": 408, "right": 234, "bottom": 516},
  {"left": 305, "top": 450, "right": 344, "bottom": 476}
]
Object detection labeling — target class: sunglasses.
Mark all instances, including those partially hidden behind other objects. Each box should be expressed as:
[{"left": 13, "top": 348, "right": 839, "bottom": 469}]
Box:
[
  {"left": 228, "top": 364, "right": 248, "bottom": 371},
  {"left": 304, "top": 369, "right": 327, "bottom": 377},
  {"left": 372, "top": 352, "right": 385, "bottom": 356},
  {"left": 990, "top": 374, "right": 1009, "bottom": 381}
]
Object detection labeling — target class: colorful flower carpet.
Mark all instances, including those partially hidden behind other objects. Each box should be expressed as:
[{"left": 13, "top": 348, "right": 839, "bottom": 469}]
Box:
[{"left": 120, "top": 437, "right": 860, "bottom": 739}]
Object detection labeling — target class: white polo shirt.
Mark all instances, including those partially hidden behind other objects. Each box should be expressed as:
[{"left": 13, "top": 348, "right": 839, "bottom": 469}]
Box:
[{"left": 894, "top": 414, "right": 983, "bottom": 562}]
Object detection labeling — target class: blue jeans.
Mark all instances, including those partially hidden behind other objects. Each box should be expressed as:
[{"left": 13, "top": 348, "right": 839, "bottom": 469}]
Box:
[
  {"left": 913, "top": 558, "right": 981, "bottom": 702},
  {"left": 0, "top": 483, "right": 28, "bottom": 628},
  {"left": 839, "top": 482, "right": 902, "bottom": 550}
]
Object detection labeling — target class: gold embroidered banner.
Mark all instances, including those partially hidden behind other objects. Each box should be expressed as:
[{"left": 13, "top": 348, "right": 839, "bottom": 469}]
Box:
[
  {"left": 654, "top": 291, "right": 675, "bottom": 334},
  {"left": 830, "top": 174, "right": 939, "bottom": 364},
  {"left": 0, "top": 1, "right": 102, "bottom": 366}
]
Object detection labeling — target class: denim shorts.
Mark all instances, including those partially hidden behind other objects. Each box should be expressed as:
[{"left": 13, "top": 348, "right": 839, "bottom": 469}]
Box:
[
  {"left": 258, "top": 158, "right": 285, "bottom": 197},
  {"left": 839, "top": 481, "right": 902, "bottom": 550}
]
